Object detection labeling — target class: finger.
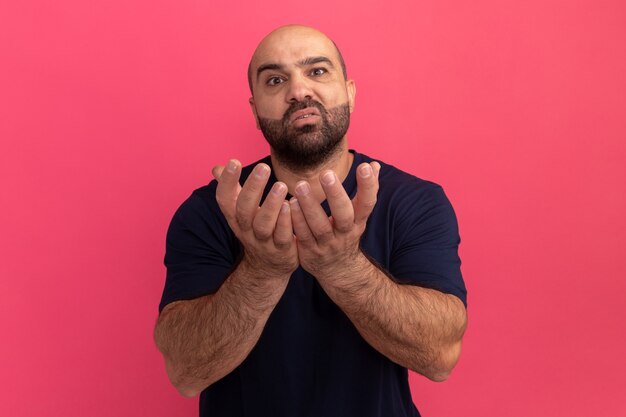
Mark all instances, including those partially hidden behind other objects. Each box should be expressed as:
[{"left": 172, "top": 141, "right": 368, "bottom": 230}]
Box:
[
  {"left": 289, "top": 198, "right": 315, "bottom": 247},
  {"left": 252, "top": 181, "right": 288, "bottom": 240},
  {"left": 215, "top": 159, "right": 242, "bottom": 224},
  {"left": 273, "top": 201, "right": 294, "bottom": 248},
  {"left": 353, "top": 163, "right": 379, "bottom": 225},
  {"left": 212, "top": 165, "right": 225, "bottom": 181},
  {"left": 371, "top": 161, "right": 381, "bottom": 179},
  {"left": 294, "top": 181, "right": 334, "bottom": 244},
  {"left": 319, "top": 170, "right": 354, "bottom": 233},
  {"left": 235, "top": 163, "right": 270, "bottom": 231}
]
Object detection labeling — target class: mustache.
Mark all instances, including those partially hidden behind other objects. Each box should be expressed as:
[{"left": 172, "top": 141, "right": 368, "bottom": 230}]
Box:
[{"left": 282, "top": 99, "right": 327, "bottom": 123}]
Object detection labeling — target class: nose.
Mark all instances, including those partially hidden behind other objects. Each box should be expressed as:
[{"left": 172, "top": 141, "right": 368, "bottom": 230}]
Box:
[{"left": 286, "top": 74, "right": 314, "bottom": 103}]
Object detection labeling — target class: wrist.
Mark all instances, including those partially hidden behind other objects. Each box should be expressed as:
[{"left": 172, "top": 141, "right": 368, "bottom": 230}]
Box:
[
  {"left": 238, "top": 254, "right": 294, "bottom": 283},
  {"left": 226, "top": 257, "right": 291, "bottom": 312},
  {"left": 313, "top": 250, "right": 386, "bottom": 313},
  {"left": 315, "top": 249, "right": 372, "bottom": 284}
]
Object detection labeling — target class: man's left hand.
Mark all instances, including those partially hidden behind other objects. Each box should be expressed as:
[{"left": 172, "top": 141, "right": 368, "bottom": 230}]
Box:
[{"left": 290, "top": 162, "right": 381, "bottom": 281}]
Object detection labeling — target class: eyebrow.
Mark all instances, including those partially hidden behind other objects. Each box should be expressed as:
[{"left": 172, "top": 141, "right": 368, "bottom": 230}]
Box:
[{"left": 256, "top": 56, "right": 335, "bottom": 81}]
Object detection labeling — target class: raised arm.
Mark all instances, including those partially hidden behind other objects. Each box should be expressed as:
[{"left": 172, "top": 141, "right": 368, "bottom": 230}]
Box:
[
  {"left": 289, "top": 162, "right": 467, "bottom": 381},
  {"left": 154, "top": 160, "right": 297, "bottom": 396}
]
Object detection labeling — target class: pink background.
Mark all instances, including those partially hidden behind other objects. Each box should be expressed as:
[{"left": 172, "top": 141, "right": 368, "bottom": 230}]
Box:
[{"left": 2, "top": 0, "right": 625, "bottom": 416}]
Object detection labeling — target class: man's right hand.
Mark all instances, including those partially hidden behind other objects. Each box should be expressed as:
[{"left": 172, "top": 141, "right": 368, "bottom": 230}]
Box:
[
  {"left": 155, "top": 161, "right": 297, "bottom": 396},
  {"left": 213, "top": 160, "right": 298, "bottom": 280}
]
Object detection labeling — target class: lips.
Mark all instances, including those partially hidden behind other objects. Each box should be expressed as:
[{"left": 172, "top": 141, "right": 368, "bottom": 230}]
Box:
[{"left": 289, "top": 107, "right": 321, "bottom": 124}]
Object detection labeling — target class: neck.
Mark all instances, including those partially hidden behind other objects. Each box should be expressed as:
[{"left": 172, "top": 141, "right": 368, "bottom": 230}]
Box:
[{"left": 270, "top": 140, "right": 354, "bottom": 203}]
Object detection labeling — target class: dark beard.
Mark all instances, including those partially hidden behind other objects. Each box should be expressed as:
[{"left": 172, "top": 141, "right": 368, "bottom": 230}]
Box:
[{"left": 257, "top": 100, "right": 350, "bottom": 171}]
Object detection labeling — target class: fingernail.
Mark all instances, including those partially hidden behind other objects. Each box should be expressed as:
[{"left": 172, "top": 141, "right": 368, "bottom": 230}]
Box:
[
  {"left": 360, "top": 165, "right": 372, "bottom": 177},
  {"left": 227, "top": 160, "right": 238, "bottom": 173},
  {"left": 281, "top": 202, "right": 290, "bottom": 214},
  {"left": 290, "top": 198, "right": 300, "bottom": 210},
  {"left": 295, "top": 182, "right": 310, "bottom": 196},
  {"left": 254, "top": 164, "right": 269, "bottom": 178},
  {"left": 321, "top": 171, "right": 335, "bottom": 185},
  {"left": 272, "top": 182, "right": 286, "bottom": 195}
]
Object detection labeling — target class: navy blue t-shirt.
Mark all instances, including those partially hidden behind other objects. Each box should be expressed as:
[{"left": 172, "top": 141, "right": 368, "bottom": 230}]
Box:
[{"left": 159, "top": 151, "right": 467, "bottom": 417}]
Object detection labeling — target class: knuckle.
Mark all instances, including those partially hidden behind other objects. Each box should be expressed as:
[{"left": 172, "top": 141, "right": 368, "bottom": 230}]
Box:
[
  {"left": 261, "top": 199, "right": 281, "bottom": 214},
  {"left": 245, "top": 181, "right": 263, "bottom": 194},
  {"left": 361, "top": 197, "right": 377, "bottom": 209},
  {"left": 327, "top": 186, "right": 345, "bottom": 199},
  {"left": 273, "top": 239, "right": 291, "bottom": 250},
  {"left": 363, "top": 200, "right": 377, "bottom": 209},
  {"left": 236, "top": 192, "right": 254, "bottom": 206},
  {"left": 217, "top": 196, "right": 235, "bottom": 212},
  {"left": 335, "top": 221, "right": 353, "bottom": 233},
  {"left": 244, "top": 174, "right": 267, "bottom": 193},
  {"left": 254, "top": 209, "right": 273, "bottom": 224},
  {"left": 254, "top": 230, "right": 273, "bottom": 241},
  {"left": 295, "top": 228, "right": 313, "bottom": 242},
  {"left": 236, "top": 211, "right": 252, "bottom": 229},
  {"left": 315, "top": 229, "right": 335, "bottom": 244},
  {"left": 253, "top": 223, "right": 273, "bottom": 240}
]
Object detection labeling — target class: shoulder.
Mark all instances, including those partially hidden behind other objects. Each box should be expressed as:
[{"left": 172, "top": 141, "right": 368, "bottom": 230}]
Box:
[
  {"left": 354, "top": 151, "right": 459, "bottom": 246},
  {"left": 171, "top": 181, "right": 220, "bottom": 227},
  {"left": 355, "top": 151, "right": 448, "bottom": 209}
]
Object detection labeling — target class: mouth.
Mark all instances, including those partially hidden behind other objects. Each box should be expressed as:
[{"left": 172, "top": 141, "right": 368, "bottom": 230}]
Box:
[{"left": 289, "top": 107, "right": 321, "bottom": 124}]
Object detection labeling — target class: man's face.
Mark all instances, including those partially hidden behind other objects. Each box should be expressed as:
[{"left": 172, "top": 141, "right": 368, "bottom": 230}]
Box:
[{"left": 248, "top": 26, "right": 356, "bottom": 170}]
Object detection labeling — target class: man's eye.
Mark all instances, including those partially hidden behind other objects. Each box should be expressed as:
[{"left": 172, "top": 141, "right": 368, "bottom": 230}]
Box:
[
  {"left": 267, "top": 76, "right": 284, "bottom": 86},
  {"left": 311, "top": 68, "right": 327, "bottom": 76}
]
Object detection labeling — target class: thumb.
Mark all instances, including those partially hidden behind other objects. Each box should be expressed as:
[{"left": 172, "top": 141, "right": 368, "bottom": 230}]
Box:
[{"left": 212, "top": 165, "right": 225, "bottom": 181}]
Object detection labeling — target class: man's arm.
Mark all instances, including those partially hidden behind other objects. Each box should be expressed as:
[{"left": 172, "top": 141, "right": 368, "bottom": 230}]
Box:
[
  {"left": 154, "top": 260, "right": 290, "bottom": 396},
  {"left": 290, "top": 162, "right": 467, "bottom": 381},
  {"left": 308, "top": 252, "right": 466, "bottom": 381},
  {"left": 154, "top": 160, "right": 297, "bottom": 396}
]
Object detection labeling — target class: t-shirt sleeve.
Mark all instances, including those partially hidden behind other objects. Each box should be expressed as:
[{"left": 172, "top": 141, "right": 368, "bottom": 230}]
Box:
[
  {"left": 158, "top": 183, "right": 240, "bottom": 313},
  {"left": 388, "top": 183, "right": 467, "bottom": 307}
]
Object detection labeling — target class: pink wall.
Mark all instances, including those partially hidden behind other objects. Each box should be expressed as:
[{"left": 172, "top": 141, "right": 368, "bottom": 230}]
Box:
[{"left": 2, "top": 0, "right": 625, "bottom": 415}]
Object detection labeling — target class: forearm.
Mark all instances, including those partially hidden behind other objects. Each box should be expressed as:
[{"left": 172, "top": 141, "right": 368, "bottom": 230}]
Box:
[
  {"left": 316, "top": 251, "right": 467, "bottom": 381},
  {"left": 154, "top": 259, "right": 290, "bottom": 396}
]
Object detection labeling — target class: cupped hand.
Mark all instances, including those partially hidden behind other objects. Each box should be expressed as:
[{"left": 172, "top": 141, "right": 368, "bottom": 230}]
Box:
[
  {"left": 289, "top": 162, "right": 381, "bottom": 280},
  {"left": 213, "top": 160, "right": 298, "bottom": 280}
]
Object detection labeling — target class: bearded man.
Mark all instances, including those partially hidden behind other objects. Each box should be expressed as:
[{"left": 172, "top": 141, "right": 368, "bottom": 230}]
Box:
[{"left": 154, "top": 24, "right": 468, "bottom": 417}]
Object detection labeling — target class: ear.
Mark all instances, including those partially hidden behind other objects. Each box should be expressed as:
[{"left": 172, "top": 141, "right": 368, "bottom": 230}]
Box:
[
  {"left": 346, "top": 79, "right": 356, "bottom": 113},
  {"left": 249, "top": 97, "right": 260, "bottom": 129}
]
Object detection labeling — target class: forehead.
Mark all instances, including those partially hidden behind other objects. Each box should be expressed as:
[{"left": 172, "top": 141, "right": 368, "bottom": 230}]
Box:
[{"left": 251, "top": 28, "right": 339, "bottom": 70}]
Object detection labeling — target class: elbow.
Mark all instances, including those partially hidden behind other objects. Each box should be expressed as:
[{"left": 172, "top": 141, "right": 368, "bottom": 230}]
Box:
[
  {"left": 423, "top": 360, "right": 454, "bottom": 382},
  {"left": 167, "top": 370, "right": 202, "bottom": 397},
  {"left": 164, "top": 358, "right": 207, "bottom": 398},
  {"left": 155, "top": 337, "right": 206, "bottom": 397},
  {"left": 154, "top": 308, "right": 206, "bottom": 397},
  {"left": 427, "top": 306, "right": 467, "bottom": 382},
  {"left": 422, "top": 340, "right": 463, "bottom": 383},
  {"left": 175, "top": 384, "right": 202, "bottom": 398},
  {"left": 426, "top": 371, "right": 451, "bottom": 382}
]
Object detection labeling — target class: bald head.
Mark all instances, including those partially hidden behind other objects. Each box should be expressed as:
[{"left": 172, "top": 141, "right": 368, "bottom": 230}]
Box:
[{"left": 247, "top": 25, "right": 347, "bottom": 94}]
